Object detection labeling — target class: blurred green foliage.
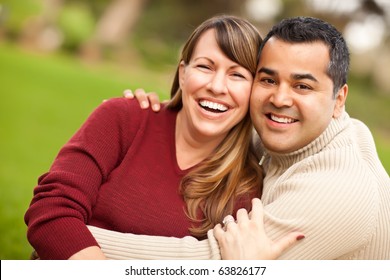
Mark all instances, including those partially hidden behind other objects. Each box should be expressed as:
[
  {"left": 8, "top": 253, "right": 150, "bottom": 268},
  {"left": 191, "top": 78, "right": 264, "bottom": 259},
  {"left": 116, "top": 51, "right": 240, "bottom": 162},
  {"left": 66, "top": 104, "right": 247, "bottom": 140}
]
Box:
[
  {"left": 131, "top": 0, "right": 239, "bottom": 69},
  {"left": 0, "top": 0, "right": 41, "bottom": 37},
  {"left": 58, "top": 3, "right": 95, "bottom": 51}
]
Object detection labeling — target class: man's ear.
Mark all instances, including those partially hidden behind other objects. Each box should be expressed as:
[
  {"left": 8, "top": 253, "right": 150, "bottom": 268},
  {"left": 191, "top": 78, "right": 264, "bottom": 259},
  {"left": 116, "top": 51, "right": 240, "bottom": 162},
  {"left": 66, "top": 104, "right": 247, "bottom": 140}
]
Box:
[
  {"left": 333, "top": 84, "right": 348, "bottom": 118},
  {"left": 179, "top": 61, "right": 186, "bottom": 89}
]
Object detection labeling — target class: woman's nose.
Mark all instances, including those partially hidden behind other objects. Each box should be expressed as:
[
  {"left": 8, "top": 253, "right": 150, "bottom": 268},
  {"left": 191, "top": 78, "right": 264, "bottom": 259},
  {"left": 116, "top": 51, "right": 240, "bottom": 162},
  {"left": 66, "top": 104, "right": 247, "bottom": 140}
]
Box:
[{"left": 207, "top": 72, "right": 228, "bottom": 95}]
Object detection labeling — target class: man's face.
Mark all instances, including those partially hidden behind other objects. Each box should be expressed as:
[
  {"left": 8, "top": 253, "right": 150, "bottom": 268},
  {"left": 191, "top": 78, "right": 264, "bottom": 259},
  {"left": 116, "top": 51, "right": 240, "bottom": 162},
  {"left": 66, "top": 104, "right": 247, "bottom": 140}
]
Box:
[{"left": 250, "top": 37, "right": 347, "bottom": 153}]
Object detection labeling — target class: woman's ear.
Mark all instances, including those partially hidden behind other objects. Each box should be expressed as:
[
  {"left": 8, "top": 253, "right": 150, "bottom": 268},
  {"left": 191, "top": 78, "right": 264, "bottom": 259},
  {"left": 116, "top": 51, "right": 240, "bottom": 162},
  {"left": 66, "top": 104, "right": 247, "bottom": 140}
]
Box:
[
  {"left": 178, "top": 61, "right": 186, "bottom": 89},
  {"left": 333, "top": 84, "right": 348, "bottom": 118}
]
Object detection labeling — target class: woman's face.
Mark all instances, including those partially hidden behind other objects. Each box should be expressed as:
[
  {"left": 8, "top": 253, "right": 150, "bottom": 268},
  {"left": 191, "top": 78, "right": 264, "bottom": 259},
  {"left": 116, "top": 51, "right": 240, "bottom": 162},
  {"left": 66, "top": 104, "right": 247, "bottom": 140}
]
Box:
[{"left": 178, "top": 29, "right": 253, "bottom": 142}]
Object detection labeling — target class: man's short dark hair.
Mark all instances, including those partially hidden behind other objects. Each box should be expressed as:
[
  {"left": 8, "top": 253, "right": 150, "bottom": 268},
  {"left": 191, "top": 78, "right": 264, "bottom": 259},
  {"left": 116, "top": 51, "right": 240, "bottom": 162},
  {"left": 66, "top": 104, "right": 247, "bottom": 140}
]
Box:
[{"left": 260, "top": 17, "right": 350, "bottom": 98}]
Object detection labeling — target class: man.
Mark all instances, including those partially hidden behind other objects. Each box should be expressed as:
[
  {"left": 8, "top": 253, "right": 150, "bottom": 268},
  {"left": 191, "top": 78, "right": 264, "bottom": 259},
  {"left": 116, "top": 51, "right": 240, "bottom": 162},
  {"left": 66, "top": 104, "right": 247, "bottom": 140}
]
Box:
[
  {"left": 213, "top": 16, "right": 390, "bottom": 259},
  {"left": 96, "top": 16, "right": 390, "bottom": 259}
]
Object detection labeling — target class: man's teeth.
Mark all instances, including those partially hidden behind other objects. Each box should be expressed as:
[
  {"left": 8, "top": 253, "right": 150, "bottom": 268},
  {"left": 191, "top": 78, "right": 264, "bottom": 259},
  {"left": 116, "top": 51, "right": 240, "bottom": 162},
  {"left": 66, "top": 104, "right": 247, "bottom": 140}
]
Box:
[
  {"left": 199, "top": 100, "right": 228, "bottom": 112},
  {"left": 270, "top": 114, "right": 295, "bottom": 124}
]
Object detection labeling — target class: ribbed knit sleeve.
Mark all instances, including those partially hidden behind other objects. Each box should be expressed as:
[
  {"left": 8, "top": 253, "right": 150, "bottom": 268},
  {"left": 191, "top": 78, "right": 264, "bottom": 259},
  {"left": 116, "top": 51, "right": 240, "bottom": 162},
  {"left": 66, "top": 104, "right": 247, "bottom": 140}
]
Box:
[
  {"left": 261, "top": 159, "right": 379, "bottom": 259},
  {"left": 88, "top": 226, "right": 221, "bottom": 260},
  {"left": 24, "top": 98, "right": 142, "bottom": 259}
]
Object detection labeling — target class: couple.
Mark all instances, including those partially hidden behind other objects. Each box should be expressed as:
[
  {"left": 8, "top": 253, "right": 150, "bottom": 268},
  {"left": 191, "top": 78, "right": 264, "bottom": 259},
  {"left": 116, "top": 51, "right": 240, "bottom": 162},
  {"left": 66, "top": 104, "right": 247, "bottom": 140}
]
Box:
[{"left": 25, "top": 15, "right": 390, "bottom": 260}]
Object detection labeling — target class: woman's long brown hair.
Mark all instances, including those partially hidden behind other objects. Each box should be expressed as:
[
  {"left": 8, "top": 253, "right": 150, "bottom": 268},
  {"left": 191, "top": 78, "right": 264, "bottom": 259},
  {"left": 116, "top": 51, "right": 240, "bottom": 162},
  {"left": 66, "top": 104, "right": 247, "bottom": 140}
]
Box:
[{"left": 167, "top": 15, "right": 263, "bottom": 238}]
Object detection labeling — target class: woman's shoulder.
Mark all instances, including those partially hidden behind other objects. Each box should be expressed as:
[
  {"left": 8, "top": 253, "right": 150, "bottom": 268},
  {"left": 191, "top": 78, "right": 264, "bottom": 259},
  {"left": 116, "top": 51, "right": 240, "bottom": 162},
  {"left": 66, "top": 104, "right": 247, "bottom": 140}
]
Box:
[
  {"left": 94, "top": 98, "right": 176, "bottom": 130},
  {"left": 101, "top": 97, "right": 169, "bottom": 115},
  {"left": 95, "top": 97, "right": 151, "bottom": 122},
  {"left": 100, "top": 97, "right": 142, "bottom": 111}
]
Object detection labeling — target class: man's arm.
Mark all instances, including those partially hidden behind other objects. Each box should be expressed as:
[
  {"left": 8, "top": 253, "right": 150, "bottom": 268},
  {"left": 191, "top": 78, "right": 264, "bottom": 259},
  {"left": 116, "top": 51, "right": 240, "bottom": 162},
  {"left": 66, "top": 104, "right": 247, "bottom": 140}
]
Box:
[
  {"left": 261, "top": 167, "right": 377, "bottom": 259},
  {"left": 88, "top": 226, "right": 221, "bottom": 260},
  {"left": 88, "top": 199, "right": 303, "bottom": 260}
]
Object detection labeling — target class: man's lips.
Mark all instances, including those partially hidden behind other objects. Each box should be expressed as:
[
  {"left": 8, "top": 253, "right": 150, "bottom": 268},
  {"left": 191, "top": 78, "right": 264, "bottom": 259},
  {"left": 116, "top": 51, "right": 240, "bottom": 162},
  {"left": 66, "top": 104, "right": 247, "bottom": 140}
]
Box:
[{"left": 266, "top": 113, "right": 298, "bottom": 124}]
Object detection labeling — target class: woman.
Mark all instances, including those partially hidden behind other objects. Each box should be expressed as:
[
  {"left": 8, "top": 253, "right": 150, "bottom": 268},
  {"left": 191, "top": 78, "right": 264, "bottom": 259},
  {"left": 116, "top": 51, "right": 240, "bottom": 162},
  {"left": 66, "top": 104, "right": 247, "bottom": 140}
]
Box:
[{"left": 25, "top": 15, "right": 265, "bottom": 260}]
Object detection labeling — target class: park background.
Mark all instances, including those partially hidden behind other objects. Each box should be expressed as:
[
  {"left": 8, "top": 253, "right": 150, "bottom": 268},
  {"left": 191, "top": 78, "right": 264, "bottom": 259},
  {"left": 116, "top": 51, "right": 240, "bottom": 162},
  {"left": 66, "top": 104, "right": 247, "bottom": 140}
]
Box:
[{"left": 0, "top": 0, "right": 389, "bottom": 259}]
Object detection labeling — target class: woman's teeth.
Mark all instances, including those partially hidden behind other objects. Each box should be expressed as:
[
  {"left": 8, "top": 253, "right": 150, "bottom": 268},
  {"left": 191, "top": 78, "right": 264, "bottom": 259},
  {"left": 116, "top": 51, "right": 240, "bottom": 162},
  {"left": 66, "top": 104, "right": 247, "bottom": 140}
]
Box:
[{"left": 199, "top": 100, "right": 228, "bottom": 112}]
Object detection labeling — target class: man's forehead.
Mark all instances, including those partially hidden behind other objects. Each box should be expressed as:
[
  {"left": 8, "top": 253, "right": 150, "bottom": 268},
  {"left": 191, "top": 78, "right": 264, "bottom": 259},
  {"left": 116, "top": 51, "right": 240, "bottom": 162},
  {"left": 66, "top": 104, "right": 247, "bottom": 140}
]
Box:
[
  {"left": 259, "top": 38, "right": 330, "bottom": 68},
  {"left": 265, "top": 37, "right": 330, "bottom": 56},
  {"left": 256, "top": 41, "right": 332, "bottom": 85}
]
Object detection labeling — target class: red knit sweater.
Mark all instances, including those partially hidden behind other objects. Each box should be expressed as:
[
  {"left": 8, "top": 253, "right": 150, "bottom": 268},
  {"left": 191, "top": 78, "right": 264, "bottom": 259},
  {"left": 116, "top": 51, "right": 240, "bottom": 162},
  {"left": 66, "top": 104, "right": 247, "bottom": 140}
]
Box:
[
  {"left": 25, "top": 98, "right": 254, "bottom": 259},
  {"left": 25, "top": 98, "right": 196, "bottom": 259}
]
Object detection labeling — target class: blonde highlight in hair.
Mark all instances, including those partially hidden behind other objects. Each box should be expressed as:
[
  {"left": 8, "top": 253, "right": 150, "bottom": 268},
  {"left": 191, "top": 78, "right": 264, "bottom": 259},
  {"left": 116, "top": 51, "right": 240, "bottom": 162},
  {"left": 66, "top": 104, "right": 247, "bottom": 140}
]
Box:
[{"left": 168, "top": 15, "right": 263, "bottom": 238}]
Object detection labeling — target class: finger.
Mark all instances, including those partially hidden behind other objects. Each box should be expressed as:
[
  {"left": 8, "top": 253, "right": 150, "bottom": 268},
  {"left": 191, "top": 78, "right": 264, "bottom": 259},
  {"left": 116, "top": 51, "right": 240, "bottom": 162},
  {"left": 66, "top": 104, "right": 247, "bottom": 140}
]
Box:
[
  {"left": 134, "top": 89, "right": 149, "bottom": 109},
  {"left": 146, "top": 92, "right": 161, "bottom": 112},
  {"left": 222, "top": 215, "right": 235, "bottom": 231},
  {"left": 273, "top": 232, "right": 305, "bottom": 256},
  {"left": 236, "top": 208, "right": 249, "bottom": 224},
  {"left": 123, "top": 89, "right": 134, "bottom": 99},
  {"left": 213, "top": 224, "right": 225, "bottom": 241},
  {"left": 249, "top": 198, "right": 264, "bottom": 224}
]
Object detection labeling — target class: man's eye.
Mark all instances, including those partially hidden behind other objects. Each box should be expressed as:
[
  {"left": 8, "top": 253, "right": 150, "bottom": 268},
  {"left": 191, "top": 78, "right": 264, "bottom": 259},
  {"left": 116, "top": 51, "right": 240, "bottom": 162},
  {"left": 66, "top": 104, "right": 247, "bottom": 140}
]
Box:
[
  {"left": 261, "top": 78, "right": 275, "bottom": 85},
  {"left": 296, "top": 84, "right": 312, "bottom": 90}
]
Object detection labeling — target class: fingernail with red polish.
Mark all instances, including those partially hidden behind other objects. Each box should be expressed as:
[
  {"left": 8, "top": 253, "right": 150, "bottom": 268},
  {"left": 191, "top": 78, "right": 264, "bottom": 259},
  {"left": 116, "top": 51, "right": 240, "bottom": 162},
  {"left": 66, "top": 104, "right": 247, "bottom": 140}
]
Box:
[{"left": 296, "top": 235, "right": 305, "bottom": 241}]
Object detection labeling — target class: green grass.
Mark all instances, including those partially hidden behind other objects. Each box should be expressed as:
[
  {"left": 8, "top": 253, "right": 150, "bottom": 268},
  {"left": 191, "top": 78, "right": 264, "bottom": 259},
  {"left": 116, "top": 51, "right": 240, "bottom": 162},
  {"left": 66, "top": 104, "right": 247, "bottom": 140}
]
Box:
[{"left": 0, "top": 43, "right": 389, "bottom": 259}]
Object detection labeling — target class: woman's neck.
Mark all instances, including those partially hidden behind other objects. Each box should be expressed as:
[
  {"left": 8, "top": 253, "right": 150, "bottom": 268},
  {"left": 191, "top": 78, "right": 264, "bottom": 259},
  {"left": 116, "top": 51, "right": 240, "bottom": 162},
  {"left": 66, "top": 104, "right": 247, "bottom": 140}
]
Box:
[{"left": 175, "top": 111, "right": 226, "bottom": 170}]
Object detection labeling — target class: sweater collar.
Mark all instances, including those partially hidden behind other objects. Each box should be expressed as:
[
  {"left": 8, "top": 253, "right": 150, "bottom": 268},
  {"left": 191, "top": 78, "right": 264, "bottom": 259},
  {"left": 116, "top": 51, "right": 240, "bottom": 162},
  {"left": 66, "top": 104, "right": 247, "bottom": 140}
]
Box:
[{"left": 262, "top": 111, "right": 350, "bottom": 168}]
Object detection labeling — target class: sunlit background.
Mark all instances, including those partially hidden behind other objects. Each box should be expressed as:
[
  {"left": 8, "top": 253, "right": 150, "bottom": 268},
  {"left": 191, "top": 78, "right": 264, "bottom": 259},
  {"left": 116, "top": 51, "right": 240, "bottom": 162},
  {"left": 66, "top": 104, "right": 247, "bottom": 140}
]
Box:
[{"left": 0, "top": 0, "right": 389, "bottom": 259}]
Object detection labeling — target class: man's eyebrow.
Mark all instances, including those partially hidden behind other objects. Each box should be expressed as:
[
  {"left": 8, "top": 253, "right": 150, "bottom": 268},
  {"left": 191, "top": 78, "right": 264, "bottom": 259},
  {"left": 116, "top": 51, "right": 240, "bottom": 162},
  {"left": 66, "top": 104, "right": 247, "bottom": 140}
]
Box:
[
  {"left": 292, "top": 73, "right": 319, "bottom": 83},
  {"left": 258, "top": 67, "right": 319, "bottom": 83},
  {"left": 257, "top": 67, "right": 276, "bottom": 75}
]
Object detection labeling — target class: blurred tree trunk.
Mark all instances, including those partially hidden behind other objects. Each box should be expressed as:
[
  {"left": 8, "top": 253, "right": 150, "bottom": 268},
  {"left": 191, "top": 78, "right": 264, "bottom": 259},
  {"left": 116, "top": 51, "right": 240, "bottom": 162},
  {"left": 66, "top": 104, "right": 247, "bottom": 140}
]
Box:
[
  {"left": 80, "top": 0, "right": 147, "bottom": 61},
  {"left": 93, "top": 0, "right": 147, "bottom": 46}
]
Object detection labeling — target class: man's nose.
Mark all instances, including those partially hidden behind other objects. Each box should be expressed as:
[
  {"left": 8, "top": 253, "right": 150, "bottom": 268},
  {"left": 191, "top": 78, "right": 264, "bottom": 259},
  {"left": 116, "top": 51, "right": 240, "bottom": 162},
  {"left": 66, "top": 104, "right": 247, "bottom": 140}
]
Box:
[{"left": 270, "top": 84, "right": 293, "bottom": 107}]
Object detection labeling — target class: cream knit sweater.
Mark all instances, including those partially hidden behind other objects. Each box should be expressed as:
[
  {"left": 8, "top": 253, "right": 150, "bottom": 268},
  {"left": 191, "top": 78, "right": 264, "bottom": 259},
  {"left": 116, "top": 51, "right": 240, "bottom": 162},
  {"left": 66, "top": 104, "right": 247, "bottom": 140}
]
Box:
[{"left": 88, "top": 112, "right": 390, "bottom": 259}]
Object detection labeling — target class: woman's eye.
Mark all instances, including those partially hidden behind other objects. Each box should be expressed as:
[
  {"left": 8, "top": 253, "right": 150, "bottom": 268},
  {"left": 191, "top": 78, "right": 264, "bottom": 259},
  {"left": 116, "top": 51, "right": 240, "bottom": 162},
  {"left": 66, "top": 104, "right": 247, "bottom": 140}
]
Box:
[
  {"left": 232, "top": 73, "right": 245, "bottom": 79},
  {"left": 197, "top": 64, "right": 211, "bottom": 70}
]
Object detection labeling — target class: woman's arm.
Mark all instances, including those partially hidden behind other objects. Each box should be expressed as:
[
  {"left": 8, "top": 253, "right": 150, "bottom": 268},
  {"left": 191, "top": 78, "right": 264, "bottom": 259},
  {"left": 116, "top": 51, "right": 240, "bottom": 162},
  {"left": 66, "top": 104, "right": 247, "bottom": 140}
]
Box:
[
  {"left": 25, "top": 99, "right": 137, "bottom": 259},
  {"left": 68, "top": 246, "right": 107, "bottom": 260}
]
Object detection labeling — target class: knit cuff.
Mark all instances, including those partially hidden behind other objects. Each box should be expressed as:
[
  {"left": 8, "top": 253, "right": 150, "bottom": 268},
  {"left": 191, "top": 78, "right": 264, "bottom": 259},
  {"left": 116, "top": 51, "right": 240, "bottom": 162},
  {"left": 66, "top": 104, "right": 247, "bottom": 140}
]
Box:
[{"left": 88, "top": 226, "right": 221, "bottom": 260}]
